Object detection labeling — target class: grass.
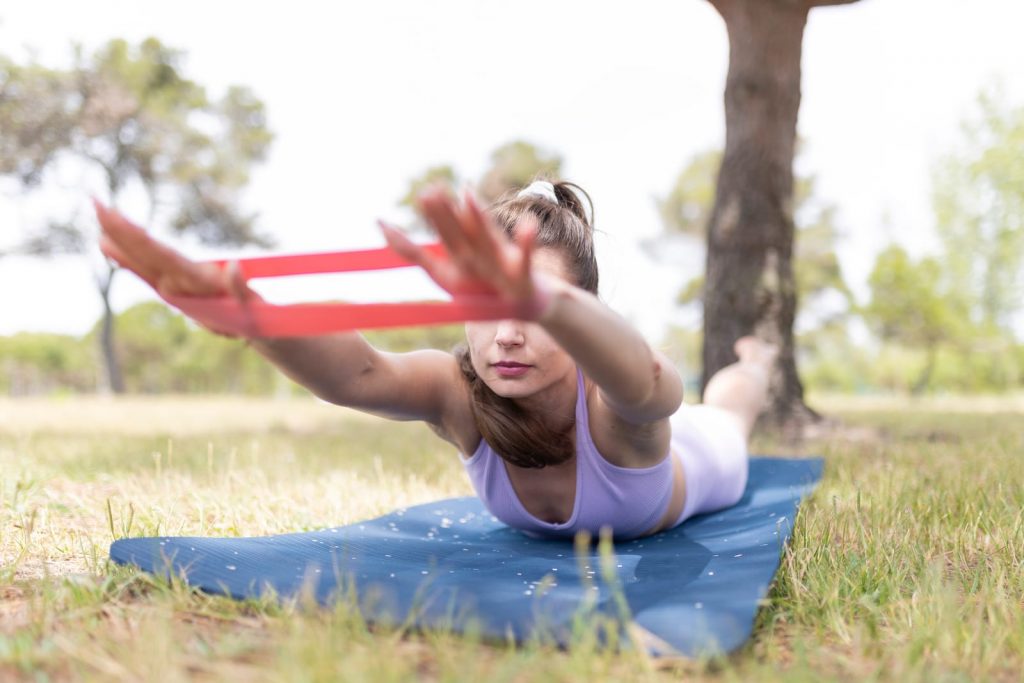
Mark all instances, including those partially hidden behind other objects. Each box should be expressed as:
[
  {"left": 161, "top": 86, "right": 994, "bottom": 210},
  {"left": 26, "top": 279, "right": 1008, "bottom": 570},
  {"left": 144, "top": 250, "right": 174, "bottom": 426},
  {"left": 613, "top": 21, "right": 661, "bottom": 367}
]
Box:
[{"left": 1, "top": 394, "right": 1022, "bottom": 681}]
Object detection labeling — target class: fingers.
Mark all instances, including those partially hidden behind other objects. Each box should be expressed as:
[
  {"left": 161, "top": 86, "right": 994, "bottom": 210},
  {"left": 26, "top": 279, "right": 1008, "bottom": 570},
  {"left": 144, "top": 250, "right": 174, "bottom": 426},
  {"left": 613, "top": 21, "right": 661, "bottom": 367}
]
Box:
[
  {"left": 418, "top": 187, "right": 477, "bottom": 269},
  {"left": 93, "top": 199, "right": 262, "bottom": 338},
  {"left": 419, "top": 186, "right": 512, "bottom": 285},
  {"left": 99, "top": 233, "right": 158, "bottom": 289},
  {"left": 94, "top": 201, "right": 161, "bottom": 284},
  {"left": 380, "top": 220, "right": 495, "bottom": 296},
  {"left": 381, "top": 220, "right": 447, "bottom": 284},
  {"left": 221, "top": 262, "right": 259, "bottom": 338},
  {"left": 93, "top": 199, "right": 230, "bottom": 298},
  {"left": 161, "top": 260, "right": 232, "bottom": 298},
  {"left": 94, "top": 200, "right": 189, "bottom": 279},
  {"left": 462, "top": 190, "right": 505, "bottom": 265},
  {"left": 225, "top": 259, "right": 263, "bottom": 305},
  {"left": 424, "top": 189, "right": 520, "bottom": 273},
  {"left": 514, "top": 215, "right": 539, "bottom": 286},
  {"left": 413, "top": 185, "right": 543, "bottom": 307},
  {"left": 380, "top": 220, "right": 468, "bottom": 295},
  {"left": 464, "top": 190, "right": 537, "bottom": 295},
  {"left": 94, "top": 201, "right": 181, "bottom": 281},
  {"left": 379, "top": 220, "right": 421, "bottom": 261}
]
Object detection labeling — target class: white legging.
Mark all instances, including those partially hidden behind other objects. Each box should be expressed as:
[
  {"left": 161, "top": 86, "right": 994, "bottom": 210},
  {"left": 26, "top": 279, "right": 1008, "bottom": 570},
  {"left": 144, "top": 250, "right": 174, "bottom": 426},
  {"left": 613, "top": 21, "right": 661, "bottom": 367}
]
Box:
[{"left": 668, "top": 404, "right": 750, "bottom": 525}]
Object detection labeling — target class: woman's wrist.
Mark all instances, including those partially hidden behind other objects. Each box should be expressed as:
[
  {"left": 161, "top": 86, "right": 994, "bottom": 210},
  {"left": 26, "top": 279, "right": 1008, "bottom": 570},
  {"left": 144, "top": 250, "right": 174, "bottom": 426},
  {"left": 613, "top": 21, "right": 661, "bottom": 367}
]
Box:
[{"left": 525, "top": 272, "right": 569, "bottom": 323}]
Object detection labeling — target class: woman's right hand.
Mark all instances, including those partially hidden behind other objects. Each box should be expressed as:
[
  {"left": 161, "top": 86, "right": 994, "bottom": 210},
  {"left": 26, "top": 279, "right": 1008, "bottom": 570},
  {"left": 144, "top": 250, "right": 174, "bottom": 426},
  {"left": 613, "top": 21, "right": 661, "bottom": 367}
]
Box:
[
  {"left": 93, "top": 200, "right": 260, "bottom": 337},
  {"left": 380, "top": 186, "right": 555, "bottom": 321}
]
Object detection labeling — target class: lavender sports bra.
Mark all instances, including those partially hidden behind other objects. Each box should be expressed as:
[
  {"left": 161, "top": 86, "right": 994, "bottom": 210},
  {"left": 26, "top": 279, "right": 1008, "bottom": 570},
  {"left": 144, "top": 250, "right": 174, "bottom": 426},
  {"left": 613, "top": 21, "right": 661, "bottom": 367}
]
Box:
[{"left": 461, "top": 369, "right": 674, "bottom": 540}]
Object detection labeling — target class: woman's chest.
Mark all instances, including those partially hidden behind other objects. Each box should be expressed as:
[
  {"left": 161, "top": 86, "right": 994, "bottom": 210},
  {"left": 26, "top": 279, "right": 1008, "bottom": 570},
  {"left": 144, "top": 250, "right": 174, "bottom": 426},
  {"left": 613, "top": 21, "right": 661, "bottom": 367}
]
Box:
[{"left": 503, "top": 458, "right": 578, "bottom": 524}]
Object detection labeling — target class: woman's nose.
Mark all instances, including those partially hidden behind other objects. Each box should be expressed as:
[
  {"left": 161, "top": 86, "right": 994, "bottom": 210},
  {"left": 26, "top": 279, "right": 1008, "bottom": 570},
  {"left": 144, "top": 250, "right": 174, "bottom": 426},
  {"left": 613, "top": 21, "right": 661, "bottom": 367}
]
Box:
[{"left": 494, "top": 320, "right": 525, "bottom": 348}]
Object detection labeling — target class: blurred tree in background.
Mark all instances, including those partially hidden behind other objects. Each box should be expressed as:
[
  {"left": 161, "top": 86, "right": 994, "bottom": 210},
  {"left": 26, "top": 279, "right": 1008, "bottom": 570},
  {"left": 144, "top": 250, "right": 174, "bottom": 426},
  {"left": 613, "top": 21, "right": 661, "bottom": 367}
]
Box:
[
  {"left": 401, "top": 140, "right": 562, "bottom": 214},
  {"left": 660, "top": 148, "right": 853, "bottom": 316},
  {"left": 0, "top": 300, "right": 464, "bottom": 397},
  {"left": 476, "top": 141, "right": 562, "bottom": 204},
  {"left": 659, "top": 87, "right": 1024, "bottom": 398},
  {"left": 0, "top": 333, "right": 96, "bottom": 395},
  {"left": 863, "top": 246, "right": 963, "bottom": 394},
  {"left": 4, "top": 52, "right": 1022, "bottom": 399},
  {"left": 397, "top": 165, "right": 459, "bottom": 236},
  {"left": 658, "top": 149, "right": 722, "bottom": 240},
  {"left": 856, "top": 89, "right": 1024, "bottom": 394},
  {"left": 933, "top": 89, "right": 1024, "bottom": 337},
  {"left": 0, "top": 303, "right": 291, "bottom": 396},
  {"left": 0, "top": 38, "right": 273, "bottom": 394},
  {"left": 658, "top": 148, "right": 855, "bottom": 394}
]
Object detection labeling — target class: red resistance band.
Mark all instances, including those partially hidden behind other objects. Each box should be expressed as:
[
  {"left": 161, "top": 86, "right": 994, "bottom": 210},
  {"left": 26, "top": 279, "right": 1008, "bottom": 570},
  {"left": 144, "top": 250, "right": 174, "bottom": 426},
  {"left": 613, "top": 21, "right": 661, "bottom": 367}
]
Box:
[{"left": 161, "top": 243, "right": 520, "bottom": 337}]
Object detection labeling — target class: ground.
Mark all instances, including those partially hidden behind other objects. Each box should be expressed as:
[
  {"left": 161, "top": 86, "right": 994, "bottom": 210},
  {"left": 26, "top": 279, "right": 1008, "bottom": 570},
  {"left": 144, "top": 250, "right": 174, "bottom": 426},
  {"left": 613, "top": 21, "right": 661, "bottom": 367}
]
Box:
[{"left": 1, "top": 394, "right": 1022, "bottom": 681}]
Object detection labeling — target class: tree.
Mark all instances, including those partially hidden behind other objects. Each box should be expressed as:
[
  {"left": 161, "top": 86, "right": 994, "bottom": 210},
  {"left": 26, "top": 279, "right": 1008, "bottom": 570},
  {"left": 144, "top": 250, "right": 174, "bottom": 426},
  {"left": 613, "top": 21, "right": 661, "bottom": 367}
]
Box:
[
  {"left": 94, "top": 301, "right": 283, "bottom": 394},
  {"left": 0, "top": 38, "right": 273, "bottom": 393},
  {"left": 863, "top": 246, "right": 962, "bottom": 394},
  {"left": 703, "top": 0, "right": 861, "bottom": 432},
  {"left": 857, "top": 89, "right": 1024, "bottom": 395},
  {"left": 400, "top": 165, "right": 458, "bottom": 211},
  {"left": 658, "top": 149, "right": 723, "bottom": 239},
  {"left": 98, "top": 301, "right": 190, "bottom": 393},
  {"left": 0, "top": 332, "right": 95, "bottom": 395},
  {"left": 476, "top": 140, "right": 563, "bottom": 204},
  {"left": 933, "top": 89, "right": 1024, "bottom": 335},
  {"left": 659, "top": 148, "right": 852, "bottom": 319},
  {"left": 658, "top": 148, "right": 855, "bottom": 398},
  {"left": 399, "top": 165, "right": 459, "bottom": 235},
  {"left": 401, "top": 140, "right": 562, "bottom": 216}
]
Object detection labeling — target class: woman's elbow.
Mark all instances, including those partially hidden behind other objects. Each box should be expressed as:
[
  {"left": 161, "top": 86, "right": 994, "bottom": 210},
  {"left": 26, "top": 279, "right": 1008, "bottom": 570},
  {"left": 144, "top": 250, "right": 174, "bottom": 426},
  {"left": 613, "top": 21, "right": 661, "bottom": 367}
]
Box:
[{"left": 643, "top": 358, "right": 684, "bottom": 417}]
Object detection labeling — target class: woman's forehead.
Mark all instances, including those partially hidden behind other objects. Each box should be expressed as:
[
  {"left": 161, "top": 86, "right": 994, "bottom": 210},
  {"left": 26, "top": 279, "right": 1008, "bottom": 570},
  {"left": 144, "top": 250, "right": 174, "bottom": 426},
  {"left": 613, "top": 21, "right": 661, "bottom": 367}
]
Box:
[{"left": 532, "top": 247, "right": 572, "bottom": 281}]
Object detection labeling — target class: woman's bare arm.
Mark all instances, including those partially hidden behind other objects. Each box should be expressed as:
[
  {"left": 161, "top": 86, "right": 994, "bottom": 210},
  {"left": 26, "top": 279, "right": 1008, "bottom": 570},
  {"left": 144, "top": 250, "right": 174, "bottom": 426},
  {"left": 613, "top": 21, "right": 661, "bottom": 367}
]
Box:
[
  {"left": 386, "top": 187, "right": 683, "bottom": 426},
  {"left": 94, "top": 201, "right": 461, "bottom": 427},
  {"left": 536, "top": 276, "right": 683, "bottom": 425},
  {"left": 249, "top": 335, "right": 459, "bottom": 424}
]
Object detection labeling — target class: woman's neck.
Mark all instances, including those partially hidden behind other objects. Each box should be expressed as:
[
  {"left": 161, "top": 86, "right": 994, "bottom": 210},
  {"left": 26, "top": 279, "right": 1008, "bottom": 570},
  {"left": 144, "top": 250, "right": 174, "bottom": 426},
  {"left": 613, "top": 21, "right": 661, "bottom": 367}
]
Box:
[{"left": 512, "top": 367, "right": 579, "bottom": 434}]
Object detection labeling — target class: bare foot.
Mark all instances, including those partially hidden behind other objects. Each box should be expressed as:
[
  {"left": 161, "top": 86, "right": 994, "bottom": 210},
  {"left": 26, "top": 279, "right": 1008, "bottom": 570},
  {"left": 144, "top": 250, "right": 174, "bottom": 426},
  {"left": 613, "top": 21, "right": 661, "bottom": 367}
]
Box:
[{"left": 734, "top": 336, "right": 779, "bottom": 371}]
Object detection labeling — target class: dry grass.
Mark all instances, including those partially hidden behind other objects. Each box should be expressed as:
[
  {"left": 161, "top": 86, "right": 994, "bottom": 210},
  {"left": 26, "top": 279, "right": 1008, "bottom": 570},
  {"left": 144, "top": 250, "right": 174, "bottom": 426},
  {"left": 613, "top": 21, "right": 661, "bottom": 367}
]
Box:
[
  {"left": 2, "top": 394, "right": 1023, "bottom": 681},
  {"left": 0, "top": 395, "right": 374, "bottom": 437},
  {"left": 810, "top": 391, "right": 1024, "bottom": 414}
]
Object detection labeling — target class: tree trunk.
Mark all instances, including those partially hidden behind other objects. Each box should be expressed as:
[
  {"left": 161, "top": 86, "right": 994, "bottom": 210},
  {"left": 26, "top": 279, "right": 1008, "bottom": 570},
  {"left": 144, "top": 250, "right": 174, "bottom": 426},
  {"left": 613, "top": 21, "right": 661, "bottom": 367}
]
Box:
[
  {"left": 702, "top": 0, "right": 822, "bottom": 433},
  {"left": 911, "top": 344, "right": 937, "bottom": 396},
  {"left": 97, "top": 264, "right": 125, "bottom": 394}
]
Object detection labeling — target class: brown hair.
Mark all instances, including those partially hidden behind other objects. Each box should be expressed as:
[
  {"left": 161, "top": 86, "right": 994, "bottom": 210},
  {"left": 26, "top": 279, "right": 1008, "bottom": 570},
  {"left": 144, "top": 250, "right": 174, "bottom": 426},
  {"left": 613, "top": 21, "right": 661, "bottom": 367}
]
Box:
[{"left": 456, "top": 179, "right": 597, "bottom": 469}]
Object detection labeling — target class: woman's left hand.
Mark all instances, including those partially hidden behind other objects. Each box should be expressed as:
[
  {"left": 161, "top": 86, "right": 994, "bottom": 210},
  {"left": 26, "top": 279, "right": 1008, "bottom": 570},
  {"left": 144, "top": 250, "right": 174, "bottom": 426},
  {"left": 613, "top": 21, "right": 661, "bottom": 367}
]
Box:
[{"left": 380, "top": 186, "right": 552, "bottom": 320}]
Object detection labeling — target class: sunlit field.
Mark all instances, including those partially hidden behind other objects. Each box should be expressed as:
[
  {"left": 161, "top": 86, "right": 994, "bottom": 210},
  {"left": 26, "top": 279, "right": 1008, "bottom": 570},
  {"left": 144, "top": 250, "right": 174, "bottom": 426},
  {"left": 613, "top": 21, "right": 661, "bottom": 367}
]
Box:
[{"left": 2, "top": 395, "right": 1022, "bottom": 681}]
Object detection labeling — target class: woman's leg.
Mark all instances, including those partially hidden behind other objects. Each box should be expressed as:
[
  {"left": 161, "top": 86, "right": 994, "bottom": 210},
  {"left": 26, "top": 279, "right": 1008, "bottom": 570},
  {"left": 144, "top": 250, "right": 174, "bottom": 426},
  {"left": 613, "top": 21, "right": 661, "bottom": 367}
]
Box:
[
  {"left": 701, "top": 336, "right": 778, "bottom": 440},
  {"left": 662, "top": 337, "right": 777, "bottom": 531}
]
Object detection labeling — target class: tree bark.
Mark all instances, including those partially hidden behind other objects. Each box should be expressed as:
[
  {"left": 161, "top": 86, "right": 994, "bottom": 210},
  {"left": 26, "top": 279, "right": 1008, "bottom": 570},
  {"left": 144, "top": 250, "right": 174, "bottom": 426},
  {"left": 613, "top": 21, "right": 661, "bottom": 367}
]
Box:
[
  {"left": 912, "top": 343, "right": 937, "bottom": 396},
  {"left": 97, "top": 265, "right": 125, "bottom": 394},
  {"left": 702, "top": 0, "right": 829, "bottom": 432}
]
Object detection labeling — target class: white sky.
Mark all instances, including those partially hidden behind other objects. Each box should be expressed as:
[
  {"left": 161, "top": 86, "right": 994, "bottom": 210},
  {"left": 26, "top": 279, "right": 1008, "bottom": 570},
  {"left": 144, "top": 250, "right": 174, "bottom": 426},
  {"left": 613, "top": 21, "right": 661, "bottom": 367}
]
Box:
[{"left": 1, "top": 0, "right": 1022, "bottom": 340}]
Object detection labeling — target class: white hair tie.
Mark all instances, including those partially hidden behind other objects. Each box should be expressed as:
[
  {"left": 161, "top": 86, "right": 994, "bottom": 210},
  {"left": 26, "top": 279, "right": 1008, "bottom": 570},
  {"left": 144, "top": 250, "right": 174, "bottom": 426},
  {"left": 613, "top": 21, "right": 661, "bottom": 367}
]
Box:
[{"left": 516, "top": 180, "right": 558, "bottom": 204}]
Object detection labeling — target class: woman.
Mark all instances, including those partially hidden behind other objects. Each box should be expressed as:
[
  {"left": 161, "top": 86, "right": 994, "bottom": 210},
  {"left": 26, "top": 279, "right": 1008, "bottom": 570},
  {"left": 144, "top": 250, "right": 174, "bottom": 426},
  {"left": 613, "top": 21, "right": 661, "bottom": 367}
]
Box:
[{"left": 94, "top": 180, "right": 775, "bottom": 540}]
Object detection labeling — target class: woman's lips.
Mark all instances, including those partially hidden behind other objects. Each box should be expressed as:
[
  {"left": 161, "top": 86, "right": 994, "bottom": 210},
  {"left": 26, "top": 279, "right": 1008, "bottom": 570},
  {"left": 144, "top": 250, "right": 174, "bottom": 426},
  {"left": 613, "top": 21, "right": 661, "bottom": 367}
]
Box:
[{"left": 493, "top": 361, "right": 531, "bottom": 378}]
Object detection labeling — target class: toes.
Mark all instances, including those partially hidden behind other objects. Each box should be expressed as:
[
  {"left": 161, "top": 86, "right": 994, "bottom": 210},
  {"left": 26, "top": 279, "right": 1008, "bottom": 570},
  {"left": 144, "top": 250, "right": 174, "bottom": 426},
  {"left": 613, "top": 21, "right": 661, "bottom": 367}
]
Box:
[
  {"left": 734, "top": 336, "right": 779, "bottom": 365},
  {"left": 733, "top": 336, "right": 758, "bottom": 359}
]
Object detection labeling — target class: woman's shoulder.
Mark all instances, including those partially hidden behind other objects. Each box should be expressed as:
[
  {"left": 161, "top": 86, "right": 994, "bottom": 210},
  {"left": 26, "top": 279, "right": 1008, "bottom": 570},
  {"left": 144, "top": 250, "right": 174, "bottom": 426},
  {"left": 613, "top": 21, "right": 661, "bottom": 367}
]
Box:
[
  {"left": 582, "top": 377, "right": 673, "bottom": 468},
  {"left": 427, "top": 352, "right": 479, "bottom": 454}
]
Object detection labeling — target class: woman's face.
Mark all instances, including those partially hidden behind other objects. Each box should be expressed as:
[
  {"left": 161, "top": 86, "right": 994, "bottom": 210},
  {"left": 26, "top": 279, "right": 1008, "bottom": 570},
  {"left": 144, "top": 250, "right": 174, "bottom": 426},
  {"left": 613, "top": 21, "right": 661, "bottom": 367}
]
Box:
[{"left": 464, "top": 247, "right": 577, "bottom": 401}]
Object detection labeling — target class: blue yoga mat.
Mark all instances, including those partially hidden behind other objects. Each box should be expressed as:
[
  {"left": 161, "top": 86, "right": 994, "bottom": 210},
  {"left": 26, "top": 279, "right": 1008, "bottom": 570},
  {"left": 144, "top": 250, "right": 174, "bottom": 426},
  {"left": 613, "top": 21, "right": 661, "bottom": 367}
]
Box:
[{"left": 110, "top": 456, "right": 821, "bottom": 657}]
